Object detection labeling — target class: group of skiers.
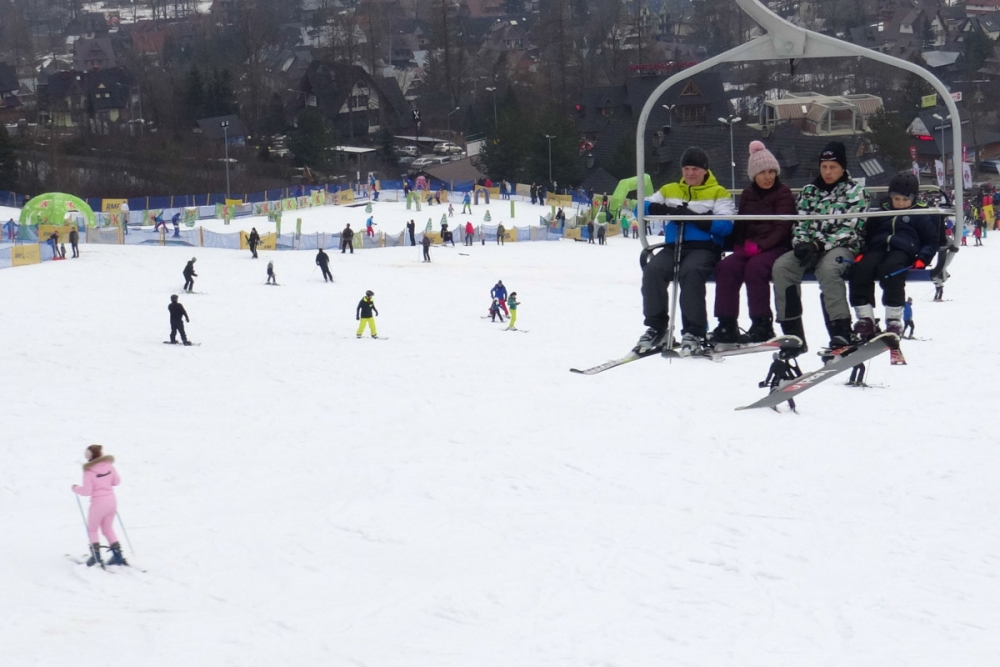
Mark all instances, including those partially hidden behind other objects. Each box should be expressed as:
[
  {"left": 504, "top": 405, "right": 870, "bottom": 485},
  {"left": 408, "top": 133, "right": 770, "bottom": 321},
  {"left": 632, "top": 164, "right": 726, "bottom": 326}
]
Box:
[
  {"left": 487, "top": 280, "right": 521, "bottom": 330},
  {"left": 635, "top": 140, "right": 949, "bottom": 357}
]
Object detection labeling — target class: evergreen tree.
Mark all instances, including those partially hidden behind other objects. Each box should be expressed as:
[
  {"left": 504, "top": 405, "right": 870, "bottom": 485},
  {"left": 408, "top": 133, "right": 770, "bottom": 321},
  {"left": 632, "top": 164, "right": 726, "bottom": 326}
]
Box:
[
  {"left": 867, "top": 109, "right": 912, "bottom": 172},
  {"left": 0, "top": 123, "right": 17, "bottom": 191},
  {"left": 289, "top": 108, "right": 333, "bottom": 169},
  {"left": 182, "top": 67, "right": 205, "bottom": 125},
  {"left": 205, "top": 69, "right": 238, "bottom": 117}
]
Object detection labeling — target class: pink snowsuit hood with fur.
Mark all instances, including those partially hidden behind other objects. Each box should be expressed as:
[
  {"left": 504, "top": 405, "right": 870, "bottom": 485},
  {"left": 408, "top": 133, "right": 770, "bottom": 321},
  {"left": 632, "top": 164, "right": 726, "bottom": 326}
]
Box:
[{"left": 73, "top": 455, "right": 120, "bottom": 498}]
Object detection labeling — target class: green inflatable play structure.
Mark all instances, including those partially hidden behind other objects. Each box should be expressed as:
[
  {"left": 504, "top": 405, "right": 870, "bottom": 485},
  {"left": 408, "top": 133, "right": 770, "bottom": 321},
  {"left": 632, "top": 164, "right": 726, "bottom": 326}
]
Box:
[
  {"left": 608, "top": 175, "right": 654, "bottom": 220},
  {"left": 18, "top": 192, "right": 97, "bottom": 233}
]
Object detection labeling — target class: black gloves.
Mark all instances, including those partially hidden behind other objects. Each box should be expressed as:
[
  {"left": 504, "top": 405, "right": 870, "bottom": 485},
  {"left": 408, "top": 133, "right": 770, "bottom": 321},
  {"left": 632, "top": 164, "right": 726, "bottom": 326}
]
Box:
[
  {"left": 793, "top": 241, "right": 821, "bottom": 265},
  {"left": 647, "top": 202, "right": 670, "bottom": 216}
]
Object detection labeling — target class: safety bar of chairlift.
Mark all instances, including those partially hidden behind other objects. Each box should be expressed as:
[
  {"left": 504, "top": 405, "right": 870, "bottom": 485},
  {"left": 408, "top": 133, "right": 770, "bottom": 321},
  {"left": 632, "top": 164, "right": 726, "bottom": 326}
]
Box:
[{"left": 639, "top": 207, "right": 956, "bottom": 223}]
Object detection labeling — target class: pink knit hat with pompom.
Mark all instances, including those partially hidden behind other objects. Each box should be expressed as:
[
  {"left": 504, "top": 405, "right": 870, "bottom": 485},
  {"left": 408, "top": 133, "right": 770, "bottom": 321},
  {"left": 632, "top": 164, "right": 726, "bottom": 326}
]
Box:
[{"left": 747, "top": 140, "right": 780, "bottom": 180}]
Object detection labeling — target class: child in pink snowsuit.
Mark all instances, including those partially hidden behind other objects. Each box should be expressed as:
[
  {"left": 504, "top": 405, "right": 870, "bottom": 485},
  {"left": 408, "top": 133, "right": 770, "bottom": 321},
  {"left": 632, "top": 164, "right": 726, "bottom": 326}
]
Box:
[{"left": 72, "top": 444, "right": 127, "bottom": 567}]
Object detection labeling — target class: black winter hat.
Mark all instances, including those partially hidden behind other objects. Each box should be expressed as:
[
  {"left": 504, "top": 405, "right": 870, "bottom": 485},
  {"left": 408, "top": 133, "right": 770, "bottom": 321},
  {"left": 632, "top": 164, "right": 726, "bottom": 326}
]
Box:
[
  {"left": 888, "top": 172, "right": 919, "bottom": 199},
  {"left": 819, "top": 141, "right": 848, "bottom": 170},
  {"left": 680, "top": 146, "right": 710, "bottom": 171}
]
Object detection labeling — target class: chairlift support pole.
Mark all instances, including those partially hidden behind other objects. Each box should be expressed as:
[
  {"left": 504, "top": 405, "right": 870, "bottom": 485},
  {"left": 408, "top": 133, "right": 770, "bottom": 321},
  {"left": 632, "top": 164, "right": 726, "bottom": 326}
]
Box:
[{"left": 635, "top": 0, "right": 964, "bottom": 249}]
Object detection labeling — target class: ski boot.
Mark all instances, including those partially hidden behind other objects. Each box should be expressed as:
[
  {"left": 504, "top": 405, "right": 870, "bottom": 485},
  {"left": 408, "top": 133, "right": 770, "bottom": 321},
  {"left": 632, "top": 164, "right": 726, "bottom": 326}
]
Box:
[
  {"left": 851, "top": 305, "right": 876, "bottom": 343},
  {"left": 739, "top": 315, "right": 775, "bottom": 344},
  {"left": 710, "top": 317, "right": 740, "bottom": 344},
  {"left": 85, "top": 542, "right": 103, "bottom": 568},
  {"left": 778, "top": 318, "right": 807, "bottom": 354},
  {"left": 107, "top": 541, "right": 128, "bottom": 566},
  {"left": 678, "top": 332, "right": 706, "bottom": 358},
  {"left": 634, "top": 326, "right": 666, "bottom": 354}
]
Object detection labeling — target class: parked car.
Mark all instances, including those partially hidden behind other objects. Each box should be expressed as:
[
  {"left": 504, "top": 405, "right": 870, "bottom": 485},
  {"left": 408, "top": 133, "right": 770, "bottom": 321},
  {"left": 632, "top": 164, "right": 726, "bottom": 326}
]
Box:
[
  {"left": 978, "top": 158, "right": 1000, "bottom": 175},
  {"left": 410, "top": 156, "right": 450, "bottom": 170},
  {"left": 395, "top": 145, "right": 419, "bottom": 158},
  {"left": 433, "top": 142, "right": 464, "bottom": 155},
  {"left": 398, "top": 156, "right": 416, "bottom": 166}
]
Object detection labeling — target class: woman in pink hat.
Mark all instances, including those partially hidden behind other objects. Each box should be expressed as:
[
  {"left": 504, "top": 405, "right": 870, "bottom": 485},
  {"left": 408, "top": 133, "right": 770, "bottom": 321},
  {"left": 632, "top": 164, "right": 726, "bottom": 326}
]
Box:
[{"left": 710, "top": 140, "right": 795, "bottom": 344}]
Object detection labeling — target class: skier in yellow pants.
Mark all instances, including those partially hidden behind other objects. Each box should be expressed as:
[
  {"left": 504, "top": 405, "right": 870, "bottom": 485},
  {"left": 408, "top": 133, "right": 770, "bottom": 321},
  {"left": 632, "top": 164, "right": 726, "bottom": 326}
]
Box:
[
  {"left": 356, "top": 290, "right": 379, "bottom": 338},
  {"left": 505, "top": 292, "right": 519, "bottom": 331}
]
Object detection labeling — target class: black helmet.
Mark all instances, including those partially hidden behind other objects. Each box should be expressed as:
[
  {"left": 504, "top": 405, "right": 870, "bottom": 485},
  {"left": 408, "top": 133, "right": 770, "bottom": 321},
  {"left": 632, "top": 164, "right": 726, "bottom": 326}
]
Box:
[
  {"left": 365, "top": 290, "right": 374, "bottom": 297},
  {"left": 170, "top": 294, "right": 178, "bottom": 302},
  {"left": 888, "top": 172, "right": 919, "bottom": 200}
]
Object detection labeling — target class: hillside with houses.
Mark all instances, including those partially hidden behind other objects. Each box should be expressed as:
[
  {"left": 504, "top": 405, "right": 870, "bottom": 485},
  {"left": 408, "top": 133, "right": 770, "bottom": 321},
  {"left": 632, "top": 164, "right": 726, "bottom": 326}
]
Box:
[{"left": 2, "top": 0, "right": 1000, "bottom": 199}]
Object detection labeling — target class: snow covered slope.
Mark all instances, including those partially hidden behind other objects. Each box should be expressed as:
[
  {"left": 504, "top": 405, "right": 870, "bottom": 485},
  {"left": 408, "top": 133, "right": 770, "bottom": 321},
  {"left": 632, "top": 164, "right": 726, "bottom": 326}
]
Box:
[{"left": 1, "top": 219, "right": 997, "bottom": 666}]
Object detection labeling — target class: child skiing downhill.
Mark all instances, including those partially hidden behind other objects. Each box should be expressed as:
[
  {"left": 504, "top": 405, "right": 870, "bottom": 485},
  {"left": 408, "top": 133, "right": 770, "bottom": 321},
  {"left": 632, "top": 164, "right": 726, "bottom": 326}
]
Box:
[
  {"left": 506, "top": 292, "right": 520, "bottom": 330},
  {"left": 489, "top": 298, "right": 505, "bottom": 322},
  {"left": 356, "top": 290, "right": 379, "bottom": 338},
  {"left": 902, "top": 297, "right": 915, "bottom": 339},
  {"left": 266, "top": 261, "right": 277, "bottom": 285},
  {"left": 72, "top": 444, "right": 127, "bottom": 567}
]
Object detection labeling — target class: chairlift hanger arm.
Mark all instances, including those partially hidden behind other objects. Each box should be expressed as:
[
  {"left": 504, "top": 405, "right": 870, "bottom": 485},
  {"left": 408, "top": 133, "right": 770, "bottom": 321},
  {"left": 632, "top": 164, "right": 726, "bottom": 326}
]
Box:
[{"left": 635, "top": 0, "right": 964, "bottom": 250}]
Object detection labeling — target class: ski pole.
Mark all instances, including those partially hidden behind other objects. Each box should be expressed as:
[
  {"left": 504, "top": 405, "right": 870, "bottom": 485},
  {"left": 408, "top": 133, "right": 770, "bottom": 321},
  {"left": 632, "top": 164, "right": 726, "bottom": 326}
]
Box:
[
  {"left": 75, "top": 494, "right": 91, "bottom": 545},
  {"left": 116, "top": 511, "right": 136, "bottom": 557}
]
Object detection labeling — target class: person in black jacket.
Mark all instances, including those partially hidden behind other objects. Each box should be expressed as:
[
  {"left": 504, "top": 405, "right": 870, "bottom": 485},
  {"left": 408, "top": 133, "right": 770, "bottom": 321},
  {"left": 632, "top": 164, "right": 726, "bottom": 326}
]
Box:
[
  {"left": 316, "top": 248, "right": 333, "bottom": 282},
  {"left": 407, "top": 220, "right": 416, "bottom": 246},
  {"left": 168, "top": 294, "right": 192, "bottom": 345},
  {"left": 341, "top": 224, "right": 354, "bottom": 254},
  {"left": 183, "top": 257, "right": 197, "bottom": 292},
  {"left": 69, "top": 227, "right": 80, "bottom": 258},
  {"left": 356, "top": 290, "right": 379, "bottom": 338},
  {"left": 247, "top": 227, "right": 261, "bottom": 258},
  {"left": 421, "top": 233, "right": 432, "bottom": 262},
  {"left": 848, "top": 172, "right": 939, "bottom": 340}
]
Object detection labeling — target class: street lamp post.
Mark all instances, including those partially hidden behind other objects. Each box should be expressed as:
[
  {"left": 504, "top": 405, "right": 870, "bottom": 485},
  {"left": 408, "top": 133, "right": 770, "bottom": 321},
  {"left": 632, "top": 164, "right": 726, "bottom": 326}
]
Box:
[
  {"left": 662, "top": 104, "right": 676, "bottom": 131},
  {"left": 544, "top": 134, "right": 556, "bottom": 185},
  {"left": 932, "top": 112, "right": 951, "bottom": 180},
  {"left": 447, "top": 106, "right": 460, "bottom": 137},
  {"left": 485, "top": 86, "right": 497, "bottom": 129},
  {"left": 718, "top": 115, "right": 742, "bottom": 190},
  {"left": 221, "top": 120, "right": 231, "bottom": 199}
]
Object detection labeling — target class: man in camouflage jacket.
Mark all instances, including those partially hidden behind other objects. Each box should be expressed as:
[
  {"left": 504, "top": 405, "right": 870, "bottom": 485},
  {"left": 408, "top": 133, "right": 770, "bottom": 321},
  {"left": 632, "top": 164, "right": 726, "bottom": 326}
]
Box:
[{"left": 771, "top": 141, "right": 870, "bottom": 351}]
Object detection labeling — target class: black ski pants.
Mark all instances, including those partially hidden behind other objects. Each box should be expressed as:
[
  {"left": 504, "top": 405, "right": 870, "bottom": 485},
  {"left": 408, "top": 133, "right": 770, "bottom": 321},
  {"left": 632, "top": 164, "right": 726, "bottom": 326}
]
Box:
[
  {"left": 170, "top": 320, "right": 188, "bottom": 343},
  {"left": 183, "top": 276, "right": 194, "bottom": 291},
  {"left": 642, "top": 246, "right": 719, "bottom": 336},
  {"left": 849, "top": 248, "right": 911, "bottom": 308},
  {"left": 319, "top": 264, "right": 333, "bottom": 282},
  {"left": 341, "top": 238, "right": 353, "bottom": 254},
  {"left": 250, "top": 243, "right": 258, "bottom": 258}
]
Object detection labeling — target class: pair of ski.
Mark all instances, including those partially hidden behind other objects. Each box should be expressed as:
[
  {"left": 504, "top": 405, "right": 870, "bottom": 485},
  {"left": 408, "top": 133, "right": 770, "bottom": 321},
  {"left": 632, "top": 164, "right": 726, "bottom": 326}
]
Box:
[
  {"left": 570, "top": 332, "right": 899, "bottom": 411},
  {"left": 570, "top": 335, "right": 803, "bottom": 375},
  {"left": 65, "top": 554, "right": 145, "bottom": 573}
]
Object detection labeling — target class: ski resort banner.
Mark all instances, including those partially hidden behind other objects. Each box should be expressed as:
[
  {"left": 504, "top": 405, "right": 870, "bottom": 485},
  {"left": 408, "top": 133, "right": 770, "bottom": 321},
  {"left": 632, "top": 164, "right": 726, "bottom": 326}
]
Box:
[
  {"left": 336, "top": 190, "right": 355, "bottom": 205},
  {"left": 37, "top": 224, "right": 77, "bottom": 243},
  {"left": 102, "top": 199, "right": 127, "bottom": 213},
  {"left": 548, "top": 194, "right": 573, "bottom": 208},
  {"left": 238, "top": 231, "right": 277, "bottom": 251},
  {"left": 11, "top": 243, "right": 41, "bottom": 266}
]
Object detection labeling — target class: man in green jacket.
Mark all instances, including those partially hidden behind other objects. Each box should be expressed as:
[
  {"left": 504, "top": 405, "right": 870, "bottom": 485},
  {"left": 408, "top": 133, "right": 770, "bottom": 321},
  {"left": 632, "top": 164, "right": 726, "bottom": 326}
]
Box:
[
  {"left": 636, "top": 147, "right": 734, "bottom": 357},
  {"left": 771, "top": 141, "right": 870, "bottom": 352}
]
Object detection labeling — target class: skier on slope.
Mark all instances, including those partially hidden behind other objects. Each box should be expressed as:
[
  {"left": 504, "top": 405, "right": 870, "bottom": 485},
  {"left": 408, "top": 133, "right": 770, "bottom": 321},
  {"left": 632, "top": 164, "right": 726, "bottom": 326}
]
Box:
[
  {"left": 341, "top": 224, "right": 354, "bottom": 254},
  {"left": 266, "top": 260, "right": 277, "bottom": 285},
  {"left": 356, "top": 290, "right": 379, "bottom": 339},
  {"left": 505, "top": 292, "right": 520, "bottom": 331},
  {"left": 847, "top": 172, "right": 938, "bottom": 342},
  {"left": 490, "top": 280, "right": 509, "bottom": 317},
  {"left": 247, "top": 227, "right": 261, "bottom": 259},
  {"left": 316, "top": 248, "right": 333, "bottom": 282},
  {"left": 72, "top": 444, "right": 128, "bottom": 567},
  {"left": 168, "top": 294, "right": 192, "bottom": 345},
  {"left": 637, "top": 146, "right": 735, "bottom": 356},
  {"left": 182, "top": 257, "right": 198, "bottom": 292}
]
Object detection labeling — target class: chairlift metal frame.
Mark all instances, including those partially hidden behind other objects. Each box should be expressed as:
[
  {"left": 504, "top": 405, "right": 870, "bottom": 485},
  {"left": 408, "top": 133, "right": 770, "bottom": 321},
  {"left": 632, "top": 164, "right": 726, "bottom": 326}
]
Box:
[{"left": 635, "top": 0, "right": 964, "bottom": 249}]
